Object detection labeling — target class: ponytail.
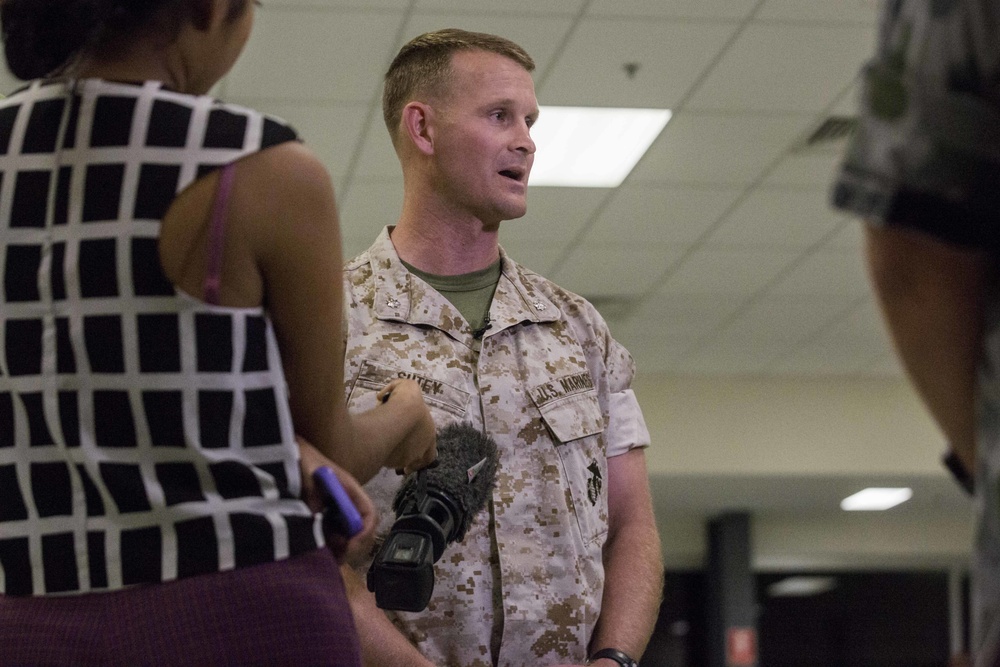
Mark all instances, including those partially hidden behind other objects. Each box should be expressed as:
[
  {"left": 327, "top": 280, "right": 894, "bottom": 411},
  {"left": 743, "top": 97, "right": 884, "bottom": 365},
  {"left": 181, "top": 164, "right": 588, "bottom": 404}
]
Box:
[
  {"left": 1, "top": 0, "right": 101, "bottom": 80},
  {"left": 0, "top": 0, "right": 251, "bottom": 81}
]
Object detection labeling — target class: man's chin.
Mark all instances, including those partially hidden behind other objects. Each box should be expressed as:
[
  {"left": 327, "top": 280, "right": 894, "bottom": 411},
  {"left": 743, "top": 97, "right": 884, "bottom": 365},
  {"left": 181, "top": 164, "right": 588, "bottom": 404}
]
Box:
[
  {"left": 499, "top": 201, "right": 528, "bottom": 222},
  {"left": 478, "top": 200, "right": 527, "bottom": 228}
]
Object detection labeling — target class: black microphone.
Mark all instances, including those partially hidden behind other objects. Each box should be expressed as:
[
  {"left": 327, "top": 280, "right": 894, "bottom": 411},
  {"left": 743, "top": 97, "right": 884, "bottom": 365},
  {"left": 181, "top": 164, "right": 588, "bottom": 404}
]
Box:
[
  {"left": 367, "top": 422, "right": 498, "bottom": 612},
  {"left": 472, "top": 314, "right": 492, "bottom": 339}
]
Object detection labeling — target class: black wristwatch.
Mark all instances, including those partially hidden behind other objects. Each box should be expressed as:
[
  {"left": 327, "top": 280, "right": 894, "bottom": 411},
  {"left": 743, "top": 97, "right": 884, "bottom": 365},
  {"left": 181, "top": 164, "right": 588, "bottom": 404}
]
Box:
[{"left": 588, "top": 648, "right": 639, "bottom": 667}]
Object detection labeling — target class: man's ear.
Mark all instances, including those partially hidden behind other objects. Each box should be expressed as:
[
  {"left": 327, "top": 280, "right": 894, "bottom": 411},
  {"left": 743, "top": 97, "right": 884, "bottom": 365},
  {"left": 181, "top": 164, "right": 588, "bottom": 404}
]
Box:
[{"left": 400, "top": 101, "right": 435, "bottom": 156}]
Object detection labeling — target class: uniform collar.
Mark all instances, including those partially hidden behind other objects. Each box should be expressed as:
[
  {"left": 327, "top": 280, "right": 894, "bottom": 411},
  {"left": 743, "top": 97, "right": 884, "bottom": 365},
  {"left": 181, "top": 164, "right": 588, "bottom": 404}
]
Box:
[{"left": 367, "top": 226, "right": 560, "bottom": 338}]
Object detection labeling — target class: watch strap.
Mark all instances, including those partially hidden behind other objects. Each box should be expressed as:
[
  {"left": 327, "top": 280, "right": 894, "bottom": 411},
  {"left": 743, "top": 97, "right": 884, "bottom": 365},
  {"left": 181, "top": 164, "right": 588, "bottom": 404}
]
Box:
[
  {"left": 588, "top": 648, "right": 639, "bottom": 667},
  {"left": 942, "top": 449, "right": 974, "bottom": 495}
]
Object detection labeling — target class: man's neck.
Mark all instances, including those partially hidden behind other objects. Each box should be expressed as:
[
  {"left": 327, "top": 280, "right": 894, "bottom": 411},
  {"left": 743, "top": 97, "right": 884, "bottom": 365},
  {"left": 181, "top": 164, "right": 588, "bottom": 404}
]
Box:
[{"left": 392, "top": 206, "right": 501, "bottom": 276}]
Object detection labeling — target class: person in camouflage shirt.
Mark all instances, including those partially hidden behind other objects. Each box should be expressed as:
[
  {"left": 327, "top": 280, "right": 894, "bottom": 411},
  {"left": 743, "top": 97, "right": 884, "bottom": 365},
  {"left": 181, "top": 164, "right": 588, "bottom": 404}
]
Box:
[
  {"left": 339, "top": 29, "right": 664, "bottom": 667},
  {"left": 832, "top": 1, "right": 1000, "bottom": 664}
]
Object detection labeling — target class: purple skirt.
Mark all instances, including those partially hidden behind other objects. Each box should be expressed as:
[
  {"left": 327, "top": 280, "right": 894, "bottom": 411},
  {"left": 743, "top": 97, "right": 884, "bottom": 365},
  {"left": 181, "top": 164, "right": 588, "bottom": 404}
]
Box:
[{"left": 0, "top": 548, "right": 360, "bottom": 667}]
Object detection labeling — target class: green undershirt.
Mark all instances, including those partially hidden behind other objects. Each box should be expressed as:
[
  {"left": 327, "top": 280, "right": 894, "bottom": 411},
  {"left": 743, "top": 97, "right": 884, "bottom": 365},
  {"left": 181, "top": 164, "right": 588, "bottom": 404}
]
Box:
[{"left": 402, "top": 259, "right": 501, "bottom": 333}]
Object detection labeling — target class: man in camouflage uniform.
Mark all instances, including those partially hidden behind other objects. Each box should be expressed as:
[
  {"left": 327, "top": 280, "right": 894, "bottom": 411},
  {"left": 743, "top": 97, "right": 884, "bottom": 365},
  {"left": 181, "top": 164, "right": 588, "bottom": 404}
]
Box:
[
  {"left": 340, "top": 29, "right": 663, "bottom": 667},
  {"left": 832, "top": 1, "right": 1000, "bottom": 664}
]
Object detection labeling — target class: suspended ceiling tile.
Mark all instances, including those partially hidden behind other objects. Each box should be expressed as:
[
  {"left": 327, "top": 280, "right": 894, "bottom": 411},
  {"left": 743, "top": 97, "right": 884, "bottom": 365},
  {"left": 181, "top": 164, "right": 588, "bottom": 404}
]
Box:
[
  {"left": 228, "top": 7, "right": 405, "bottom": 103},
  {"left": 831, "top": 79, "right": 864, "bottom": 116},
  {"left": 415, "top": 0, "right": 587, "bottom": 15},
  {"left": 630, "top": 112, "right": 816, "bottom": 186},
  {"left": 771, "top": 343, "right": 887, "bottom": 376},
  {"left": 399, "top": 13, "right": 576, "bottom": 74},
  {"left": 585, "top": 184, "right": 742, "bottom": 248},
  {"left": 539, "top": 18, "right": 739, "bottom": 107},
  {"left": 496, "top": 240, "right": 564, "bottom": 277},
  {"left": 809, "top": 298, "right": 892, "bottom": 348},
  {"left": 864, "top": 352, "right": 904, "bottom": 377},
  {"left": 756, "top": 0, "right": 881, "bottom": 25},
  {"left": 264, "top": 0, "right": 410, "bottom": 7},
  {"left": 767, "top": 248, "right": 871, "bottom": 297},
  {"left": 704, "top": 187, "right": 844, "bottom": 249},
  {"left": 657, "top": 247, "right": 800, "bottom": 296},
  {"left": 670, "top": 335, "right": 786, "bottom": 375},
  {"left": 686, "top": 22, "right": 877, "bottom": 112},
  {"left": 617, "top": 335, "right": 693, "bottom": 375},
  {"left": 818, "top": 219, "right": 865, "bottom": 251},
  {"left": 227, "top": 98, "right": 369, "bottom": 187},
  {"left": 765, "top": 151, "right": 845, "bottom": 188},
  {"left": 627, "top": 293, "right": 749, "bottom": 340},
  {"left": 506, "top": 187, "right": 611, "bottom": 244},
  {"left": 772, "top": 306, "right": 895, "bottom": 375},
  {"left": 587, "top": 0, "right": 758, "bottom": 20},
  {"left": 720, "top": 294, "right": 859, "bottom": 345},
  {"left": 338, "top": 178, "right": 404, "bottom": 247},
  {"left": 351, "top": 120, "right": 403, "bottom": 181},
  {"left": 551, "top": 244, "right": 687, "bottom": 298}
]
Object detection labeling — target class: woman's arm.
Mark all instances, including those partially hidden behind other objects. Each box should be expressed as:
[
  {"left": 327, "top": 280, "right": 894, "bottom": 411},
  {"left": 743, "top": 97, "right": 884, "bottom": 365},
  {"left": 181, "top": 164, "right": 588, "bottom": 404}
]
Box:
[
  {"left": 162, "top": 142, "right": 435, "bottom": 478},
  {"left": 865, "top": 224, "right": 990, "bottom": 475},
  {"left": 229, "top": 144, "right": 435, "bottom": 478},
  {"left": 237, "top": 142, "right": 356, "bottom": 464}
]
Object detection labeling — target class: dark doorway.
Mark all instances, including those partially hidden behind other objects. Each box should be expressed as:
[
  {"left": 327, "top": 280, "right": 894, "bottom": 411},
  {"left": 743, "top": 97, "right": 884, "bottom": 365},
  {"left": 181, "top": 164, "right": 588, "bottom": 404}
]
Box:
[
  {"left": 640, "top": 570, "right": 959, "bottom": 667},
  {"left": 757, "top": 571, "right": 952, "bottom": 667}
]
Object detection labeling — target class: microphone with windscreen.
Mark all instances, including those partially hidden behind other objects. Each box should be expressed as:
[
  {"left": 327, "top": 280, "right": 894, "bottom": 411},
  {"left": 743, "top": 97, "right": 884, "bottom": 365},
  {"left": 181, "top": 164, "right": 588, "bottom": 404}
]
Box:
[{"left": 367, "top": 422, "right": 498, "bottom": 612}]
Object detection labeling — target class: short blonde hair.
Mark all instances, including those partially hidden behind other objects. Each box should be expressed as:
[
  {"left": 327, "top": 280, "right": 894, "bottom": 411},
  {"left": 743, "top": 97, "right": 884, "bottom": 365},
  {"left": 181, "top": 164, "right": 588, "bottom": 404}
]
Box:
[{"left": 382, "top": 28, "right": 535, "bottom": 146}]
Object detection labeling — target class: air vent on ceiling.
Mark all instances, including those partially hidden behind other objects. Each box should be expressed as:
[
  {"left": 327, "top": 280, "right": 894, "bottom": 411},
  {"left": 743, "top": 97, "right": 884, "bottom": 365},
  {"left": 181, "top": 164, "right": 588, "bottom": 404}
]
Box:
[{"left": 794, "top": 115, "right": 858, "bottom": 153}]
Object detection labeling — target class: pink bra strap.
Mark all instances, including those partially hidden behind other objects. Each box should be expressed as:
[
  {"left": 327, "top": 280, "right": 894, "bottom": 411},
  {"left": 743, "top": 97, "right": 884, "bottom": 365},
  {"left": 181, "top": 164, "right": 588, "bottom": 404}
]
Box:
[{"left": 204, "top": 162, "right": 236, "bottom": 305}]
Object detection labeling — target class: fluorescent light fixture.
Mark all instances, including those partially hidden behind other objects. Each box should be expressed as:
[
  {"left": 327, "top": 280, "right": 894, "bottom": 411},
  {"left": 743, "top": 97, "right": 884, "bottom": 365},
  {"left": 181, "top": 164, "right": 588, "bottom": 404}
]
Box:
[
  {"left": 840, "top": 487, "right": 912, "bottom": 511},
  {"left": 528, "top": 106, "right": 671, "bottom": 188},
  {"left": 767, "top": 576, "right": 837, "bottom": 597}
]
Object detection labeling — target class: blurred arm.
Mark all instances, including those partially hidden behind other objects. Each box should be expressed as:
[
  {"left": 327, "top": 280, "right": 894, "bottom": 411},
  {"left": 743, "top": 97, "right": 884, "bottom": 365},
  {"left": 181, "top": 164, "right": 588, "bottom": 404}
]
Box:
[
  {"left": 864, "top": 223, "right": 991, "bottom": 475},
  {"left": 341, "top": 565, "right": 437, "bottom": 667}
]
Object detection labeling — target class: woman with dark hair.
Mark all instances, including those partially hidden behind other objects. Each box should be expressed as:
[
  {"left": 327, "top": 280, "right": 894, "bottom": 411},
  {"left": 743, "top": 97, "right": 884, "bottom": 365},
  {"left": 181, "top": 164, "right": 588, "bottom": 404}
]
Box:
[{"left": 0, "top": 1, "right": 436, "bottom": 665}]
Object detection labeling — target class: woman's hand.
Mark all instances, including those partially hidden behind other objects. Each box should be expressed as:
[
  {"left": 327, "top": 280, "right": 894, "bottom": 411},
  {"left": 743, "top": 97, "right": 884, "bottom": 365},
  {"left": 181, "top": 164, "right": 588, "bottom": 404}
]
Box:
[
  {"left": 377, "top": 379, "right": 437, "bottom": 474},
  {"left": 297, "top": 436, "right": 377, "bottom": 566}
]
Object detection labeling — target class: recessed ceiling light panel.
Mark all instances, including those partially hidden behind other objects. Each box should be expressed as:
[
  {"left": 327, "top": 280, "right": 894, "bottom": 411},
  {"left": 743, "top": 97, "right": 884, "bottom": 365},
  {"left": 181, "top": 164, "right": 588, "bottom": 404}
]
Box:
[
  {"left": 528, "top": 106, "right": 671, "bottom": 188},
  {"left": 840, "top": 487, "right": 912, "bottom": 511}
]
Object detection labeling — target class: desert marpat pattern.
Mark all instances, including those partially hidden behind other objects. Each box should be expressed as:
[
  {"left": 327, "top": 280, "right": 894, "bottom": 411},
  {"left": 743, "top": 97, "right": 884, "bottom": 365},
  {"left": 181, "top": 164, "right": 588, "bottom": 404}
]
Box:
[{"left": 342, "top": 227, "right": 643, "bottom": 667}]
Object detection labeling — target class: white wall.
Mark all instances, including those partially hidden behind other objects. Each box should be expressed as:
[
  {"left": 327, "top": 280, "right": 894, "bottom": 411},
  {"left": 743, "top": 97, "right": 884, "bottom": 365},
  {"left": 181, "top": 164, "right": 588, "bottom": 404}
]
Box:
[
  {"left": 632, "top": 374, "right": 974, "bottom": 572},
  {"left": 634, "top": 375, "right": 944, "bottom": 476},
  {"left": 656, "top": 513, "right": 973, "bottom": 571}
]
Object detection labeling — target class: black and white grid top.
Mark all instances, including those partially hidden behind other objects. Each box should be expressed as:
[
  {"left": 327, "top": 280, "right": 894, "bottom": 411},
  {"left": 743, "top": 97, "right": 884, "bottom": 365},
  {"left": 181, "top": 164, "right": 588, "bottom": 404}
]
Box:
[{"left": 0, "top": 79, "right": 323, "bottom": 596}]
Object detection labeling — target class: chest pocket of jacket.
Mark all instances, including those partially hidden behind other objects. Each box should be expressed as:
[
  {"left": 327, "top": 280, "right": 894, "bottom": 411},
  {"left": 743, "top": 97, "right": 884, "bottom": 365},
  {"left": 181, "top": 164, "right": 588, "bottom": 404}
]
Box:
[
  {"left": 347, "top": 361, "right": 471, "bottom": 544},
  {"left": 346, "top": 360, "right": 470, "bottom": 422},
  {"left": 534, "top": 388, "right": 608, "bottom": 546}
]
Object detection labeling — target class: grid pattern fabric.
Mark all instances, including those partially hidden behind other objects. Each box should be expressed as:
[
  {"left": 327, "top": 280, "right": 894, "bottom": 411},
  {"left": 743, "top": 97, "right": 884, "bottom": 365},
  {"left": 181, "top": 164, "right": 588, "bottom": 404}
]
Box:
[{"left": 0, "top": 79, "right": 321, "bottom": 596}]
